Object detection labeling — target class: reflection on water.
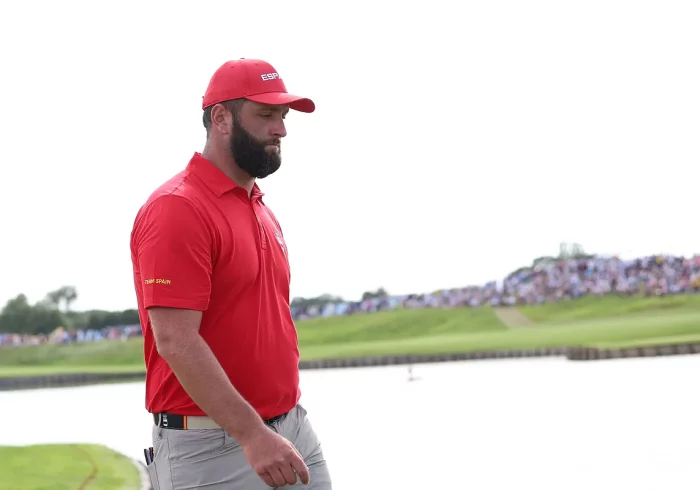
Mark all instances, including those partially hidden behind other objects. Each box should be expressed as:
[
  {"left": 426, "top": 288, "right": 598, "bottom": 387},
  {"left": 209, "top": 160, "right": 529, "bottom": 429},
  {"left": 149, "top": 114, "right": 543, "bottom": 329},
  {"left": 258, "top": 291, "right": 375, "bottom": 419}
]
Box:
[{"left": 1, "top": 357, "right": 699, "bottom": 490}]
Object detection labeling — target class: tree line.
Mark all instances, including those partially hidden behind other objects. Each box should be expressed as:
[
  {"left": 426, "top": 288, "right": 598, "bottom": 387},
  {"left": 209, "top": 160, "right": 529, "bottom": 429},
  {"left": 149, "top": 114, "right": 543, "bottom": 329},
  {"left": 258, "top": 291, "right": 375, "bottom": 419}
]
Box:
[
  {"left": 0, "top": 286, "right": 390, "bottom": 336},
  {"left": 0, "top": 286, "right": 139, "bottom": 335}
]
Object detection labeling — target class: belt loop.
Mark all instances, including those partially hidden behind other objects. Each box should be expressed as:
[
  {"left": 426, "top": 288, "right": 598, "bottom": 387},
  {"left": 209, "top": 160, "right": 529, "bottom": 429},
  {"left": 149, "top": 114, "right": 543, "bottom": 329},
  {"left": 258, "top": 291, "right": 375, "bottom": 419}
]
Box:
[{"left": 183, "top": 415, "right": 188, "bottom": 430}]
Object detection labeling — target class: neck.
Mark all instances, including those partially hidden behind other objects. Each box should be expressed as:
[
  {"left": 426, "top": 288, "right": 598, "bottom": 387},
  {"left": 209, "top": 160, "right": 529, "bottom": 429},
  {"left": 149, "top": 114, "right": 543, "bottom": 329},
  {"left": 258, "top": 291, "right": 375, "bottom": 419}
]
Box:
[{"left": 202, "top": 140, "right": 256, "bottom": 196}]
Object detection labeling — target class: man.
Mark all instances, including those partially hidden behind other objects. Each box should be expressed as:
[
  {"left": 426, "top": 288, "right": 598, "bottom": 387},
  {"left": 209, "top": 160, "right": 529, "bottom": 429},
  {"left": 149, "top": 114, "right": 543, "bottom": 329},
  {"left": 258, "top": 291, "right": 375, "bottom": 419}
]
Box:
[{"left": 130, "top": 58, "right": 332, "bottom": 489}]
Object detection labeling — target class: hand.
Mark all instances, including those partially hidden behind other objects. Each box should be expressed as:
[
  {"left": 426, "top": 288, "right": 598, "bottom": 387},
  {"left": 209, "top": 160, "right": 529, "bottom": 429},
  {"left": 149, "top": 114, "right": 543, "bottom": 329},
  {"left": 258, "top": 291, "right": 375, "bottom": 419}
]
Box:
[{"left": 241, "top": 425, "right": 311, "bottom": 487}]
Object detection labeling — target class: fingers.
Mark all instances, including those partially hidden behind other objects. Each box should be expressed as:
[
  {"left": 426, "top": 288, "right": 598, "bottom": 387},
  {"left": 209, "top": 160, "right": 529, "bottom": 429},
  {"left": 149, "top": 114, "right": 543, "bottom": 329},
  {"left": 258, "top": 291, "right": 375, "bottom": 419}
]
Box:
[
  {"left": 265, "top": 460, "right": 306, "bottom": 487},
  {"left": 266, "top": 466, "right": 291, "bottom": 487},
  {"left": 279, "top": 463, "right": 299, "bottom": 486},
  {"left": 259, "top": 471, "right": 276, "bottom": 488},
  {"left": 290, "top": 453, "right": 311, "bottom": 485},
  {"left": 250, "top": 435, "right": 310, "bottom": 487},
  {"left": 263, "top": 457, "right": 308, "bottom": 487}
]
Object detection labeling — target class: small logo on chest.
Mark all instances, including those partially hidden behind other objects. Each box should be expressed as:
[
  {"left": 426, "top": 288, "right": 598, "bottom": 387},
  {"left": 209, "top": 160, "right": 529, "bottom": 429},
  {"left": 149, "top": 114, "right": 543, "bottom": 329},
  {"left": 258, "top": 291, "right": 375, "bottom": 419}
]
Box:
[{"left": 273, "top": 229, "right": 287, "bottom": 255}]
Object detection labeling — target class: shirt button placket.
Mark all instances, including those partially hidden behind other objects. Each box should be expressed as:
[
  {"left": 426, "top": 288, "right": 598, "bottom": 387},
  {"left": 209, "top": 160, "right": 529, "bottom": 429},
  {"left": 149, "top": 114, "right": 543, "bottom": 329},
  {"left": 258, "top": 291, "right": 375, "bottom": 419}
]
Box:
[{"left": 251, "top": 202, "right": 267, "bottom": 249}]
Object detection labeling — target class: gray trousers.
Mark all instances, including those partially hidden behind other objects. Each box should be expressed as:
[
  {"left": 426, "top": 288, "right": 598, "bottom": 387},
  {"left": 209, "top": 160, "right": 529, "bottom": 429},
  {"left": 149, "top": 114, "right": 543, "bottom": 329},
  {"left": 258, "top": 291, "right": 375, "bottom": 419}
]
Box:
[{"left": 145, "top": 404, "right": 332, "bottom": 489}]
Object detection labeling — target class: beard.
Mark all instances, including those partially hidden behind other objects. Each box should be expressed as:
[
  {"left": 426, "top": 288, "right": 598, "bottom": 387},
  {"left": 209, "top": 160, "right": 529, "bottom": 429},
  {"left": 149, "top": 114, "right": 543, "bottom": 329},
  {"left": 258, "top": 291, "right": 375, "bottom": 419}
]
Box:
[{"left": 229, "top": 117, "right": 282, "bottom": 179}]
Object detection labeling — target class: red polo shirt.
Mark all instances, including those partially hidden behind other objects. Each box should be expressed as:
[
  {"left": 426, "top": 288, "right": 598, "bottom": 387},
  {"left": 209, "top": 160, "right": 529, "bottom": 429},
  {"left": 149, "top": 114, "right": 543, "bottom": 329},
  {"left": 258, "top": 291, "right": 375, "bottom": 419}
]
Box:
[{"left": 130, "top": 153, "right": 300, "bottom": 420}]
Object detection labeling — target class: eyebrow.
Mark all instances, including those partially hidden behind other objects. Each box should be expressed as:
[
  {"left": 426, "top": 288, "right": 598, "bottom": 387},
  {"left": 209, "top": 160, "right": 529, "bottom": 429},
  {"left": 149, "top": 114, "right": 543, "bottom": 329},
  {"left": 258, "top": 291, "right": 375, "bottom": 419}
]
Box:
[{"left": 258, "top": 105, "right": 289, "bottom": 115}]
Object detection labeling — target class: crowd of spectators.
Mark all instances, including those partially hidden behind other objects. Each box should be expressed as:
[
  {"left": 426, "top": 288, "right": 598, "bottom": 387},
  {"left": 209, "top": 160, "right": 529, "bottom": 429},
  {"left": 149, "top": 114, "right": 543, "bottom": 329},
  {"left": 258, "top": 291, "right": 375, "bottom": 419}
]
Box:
[
  {"left": 2, "top": 253, "right": 699, "bottom": 347},
  {"left": 0, "top": 324, "right": 141, "bottom": 347},
  {"left": 291, "top": 254, "right": 700, "bottom": 319}
]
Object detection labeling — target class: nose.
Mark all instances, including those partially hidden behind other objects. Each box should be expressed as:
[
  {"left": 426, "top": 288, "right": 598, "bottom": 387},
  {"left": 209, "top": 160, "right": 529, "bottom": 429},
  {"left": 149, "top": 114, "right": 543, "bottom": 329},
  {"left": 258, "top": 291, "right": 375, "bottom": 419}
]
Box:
[{"left": 270, "top": 119, "right": 287, "bottom": 139}]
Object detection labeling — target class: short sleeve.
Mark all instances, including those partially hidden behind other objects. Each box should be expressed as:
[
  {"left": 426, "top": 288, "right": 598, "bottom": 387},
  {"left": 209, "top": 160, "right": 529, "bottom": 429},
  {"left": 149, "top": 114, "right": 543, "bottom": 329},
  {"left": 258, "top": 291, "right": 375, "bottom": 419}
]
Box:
[{"left": 132, "top": 195, "right": 212, "bottom": 311}]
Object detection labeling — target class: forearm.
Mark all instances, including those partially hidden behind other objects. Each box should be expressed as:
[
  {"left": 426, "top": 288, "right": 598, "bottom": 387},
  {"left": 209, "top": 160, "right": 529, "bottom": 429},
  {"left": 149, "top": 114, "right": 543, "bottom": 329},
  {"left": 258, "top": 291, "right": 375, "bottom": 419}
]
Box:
[{"left": 159, "top": 333, "right": 265, "bottom": 442}]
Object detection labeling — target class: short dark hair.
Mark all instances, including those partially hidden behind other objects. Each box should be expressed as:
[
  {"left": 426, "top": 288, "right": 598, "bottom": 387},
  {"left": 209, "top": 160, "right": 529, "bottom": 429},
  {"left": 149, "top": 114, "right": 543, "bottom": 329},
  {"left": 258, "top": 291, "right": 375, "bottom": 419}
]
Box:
[{"left": 202, "top": 99, "right": 245, "bottom": 136}]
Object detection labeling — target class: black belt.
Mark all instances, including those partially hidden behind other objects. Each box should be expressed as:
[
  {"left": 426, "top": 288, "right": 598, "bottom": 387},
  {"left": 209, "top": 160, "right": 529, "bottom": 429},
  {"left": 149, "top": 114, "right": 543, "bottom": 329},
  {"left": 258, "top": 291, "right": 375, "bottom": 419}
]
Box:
[{"left": 153, "top": 411, "right": 289, "bottom": 430}]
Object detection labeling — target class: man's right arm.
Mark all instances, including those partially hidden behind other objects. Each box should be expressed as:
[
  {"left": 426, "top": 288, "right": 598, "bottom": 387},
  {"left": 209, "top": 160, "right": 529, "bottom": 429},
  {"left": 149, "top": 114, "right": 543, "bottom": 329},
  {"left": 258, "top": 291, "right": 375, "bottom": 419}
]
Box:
[
  {"left": 132, "top": 195, "right": 266, "bottom": 442},
  {"left": 148, "top": 307, "right": 267, "bottom": 441}
]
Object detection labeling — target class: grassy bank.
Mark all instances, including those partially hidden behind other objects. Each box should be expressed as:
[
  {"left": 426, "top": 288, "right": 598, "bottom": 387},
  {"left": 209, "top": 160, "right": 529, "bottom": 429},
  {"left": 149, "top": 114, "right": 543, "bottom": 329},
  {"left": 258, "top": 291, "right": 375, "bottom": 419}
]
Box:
[
  {"left": 1, "top": 294, "right": 700, "bottom": 378},
  {"left": 0, "top": 444, "right": 140, "bottom": 490}
]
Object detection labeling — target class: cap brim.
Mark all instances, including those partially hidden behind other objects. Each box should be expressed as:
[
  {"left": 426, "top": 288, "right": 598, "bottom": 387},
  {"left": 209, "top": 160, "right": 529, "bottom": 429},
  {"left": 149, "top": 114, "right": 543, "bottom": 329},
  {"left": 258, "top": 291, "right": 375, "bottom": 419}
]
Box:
[{"left": 245, "top": 92, "right": 315, "bottom": 113}]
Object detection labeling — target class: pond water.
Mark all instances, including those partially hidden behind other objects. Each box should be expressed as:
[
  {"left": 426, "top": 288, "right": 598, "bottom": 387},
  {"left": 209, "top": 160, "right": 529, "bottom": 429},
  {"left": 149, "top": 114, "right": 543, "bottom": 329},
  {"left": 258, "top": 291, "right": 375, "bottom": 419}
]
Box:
[{"left": 1, "top": 356, "right": 698, "bottom": 489}]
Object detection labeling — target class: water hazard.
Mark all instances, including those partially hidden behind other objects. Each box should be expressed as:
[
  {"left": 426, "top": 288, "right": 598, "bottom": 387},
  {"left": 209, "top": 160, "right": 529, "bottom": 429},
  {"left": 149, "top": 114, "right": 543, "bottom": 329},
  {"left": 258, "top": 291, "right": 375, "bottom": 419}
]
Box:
[{"left": 1, "top": 357, "right": 698, "bottom": 489}]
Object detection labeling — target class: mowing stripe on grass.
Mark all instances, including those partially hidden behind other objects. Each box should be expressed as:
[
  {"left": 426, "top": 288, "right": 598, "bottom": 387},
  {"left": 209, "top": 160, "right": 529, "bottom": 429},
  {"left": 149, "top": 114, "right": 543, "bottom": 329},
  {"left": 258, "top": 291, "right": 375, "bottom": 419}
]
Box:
[{"left": 493, "top": 307, "right": 533, "bottom": 328}]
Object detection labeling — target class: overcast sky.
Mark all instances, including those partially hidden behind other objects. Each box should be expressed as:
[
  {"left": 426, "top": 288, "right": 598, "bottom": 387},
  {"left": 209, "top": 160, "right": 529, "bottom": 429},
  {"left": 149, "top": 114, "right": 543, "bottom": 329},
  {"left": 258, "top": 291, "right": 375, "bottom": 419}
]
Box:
[{"left": 0, "top": 0, "right": 698, "bottom": 311}]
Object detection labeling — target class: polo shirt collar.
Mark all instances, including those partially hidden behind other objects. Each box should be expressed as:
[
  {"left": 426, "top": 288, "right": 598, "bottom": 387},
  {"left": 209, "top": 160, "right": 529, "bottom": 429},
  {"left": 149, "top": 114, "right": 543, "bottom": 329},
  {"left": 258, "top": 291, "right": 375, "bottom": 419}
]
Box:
[{"left": 187, "top": 152, "right": 264, "bottom": 199}]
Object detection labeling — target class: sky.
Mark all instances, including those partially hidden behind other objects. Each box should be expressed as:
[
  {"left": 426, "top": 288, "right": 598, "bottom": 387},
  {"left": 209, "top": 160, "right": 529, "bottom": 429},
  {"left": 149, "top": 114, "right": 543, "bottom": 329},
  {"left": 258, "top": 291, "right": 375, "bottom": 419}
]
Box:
[{"left": 0, "top": 0, "right": 698, "bottom": 312}]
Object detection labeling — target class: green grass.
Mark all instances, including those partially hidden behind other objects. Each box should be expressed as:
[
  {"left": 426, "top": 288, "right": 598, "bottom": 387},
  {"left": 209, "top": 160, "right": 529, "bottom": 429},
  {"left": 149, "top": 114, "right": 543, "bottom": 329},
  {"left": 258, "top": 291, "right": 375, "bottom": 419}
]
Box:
[
  {"left": 0, "top": 444, "right": 140, "bottom": 490},
  {"left": 520, "top": 293, "right": 700, "bottom": 323},
  {"left": 0, "top": 339, "right": 146, "bottom": 367},
  {"left": 297, "top": 306, "right": 505, "bottom": 344},
  {"left": 2, "top": 294, "right": 700, "bottom": 378},
  {"left": 0, "top": 339, "right": 148, "bottom": 378},
  {"left": 0, "top": 363, "right": 147, "bottom": 378},
  {"left": 301, "top": 309, "right": 700, "bottom": 358}
]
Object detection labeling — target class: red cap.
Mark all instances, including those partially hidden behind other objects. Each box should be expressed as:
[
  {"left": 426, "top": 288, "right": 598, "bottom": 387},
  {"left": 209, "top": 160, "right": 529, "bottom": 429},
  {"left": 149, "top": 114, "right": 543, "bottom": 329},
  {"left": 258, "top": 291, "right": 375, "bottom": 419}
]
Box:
[{"left": 202, "top": 59, "right": 315, "bottom": 113}]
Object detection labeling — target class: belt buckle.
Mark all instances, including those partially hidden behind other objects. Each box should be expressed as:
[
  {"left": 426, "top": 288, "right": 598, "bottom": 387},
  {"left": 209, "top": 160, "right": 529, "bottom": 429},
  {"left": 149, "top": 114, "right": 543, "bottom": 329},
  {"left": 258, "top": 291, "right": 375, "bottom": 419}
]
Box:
[{"left": 156, "top": 413, "right": 170, "bottom": 428}]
